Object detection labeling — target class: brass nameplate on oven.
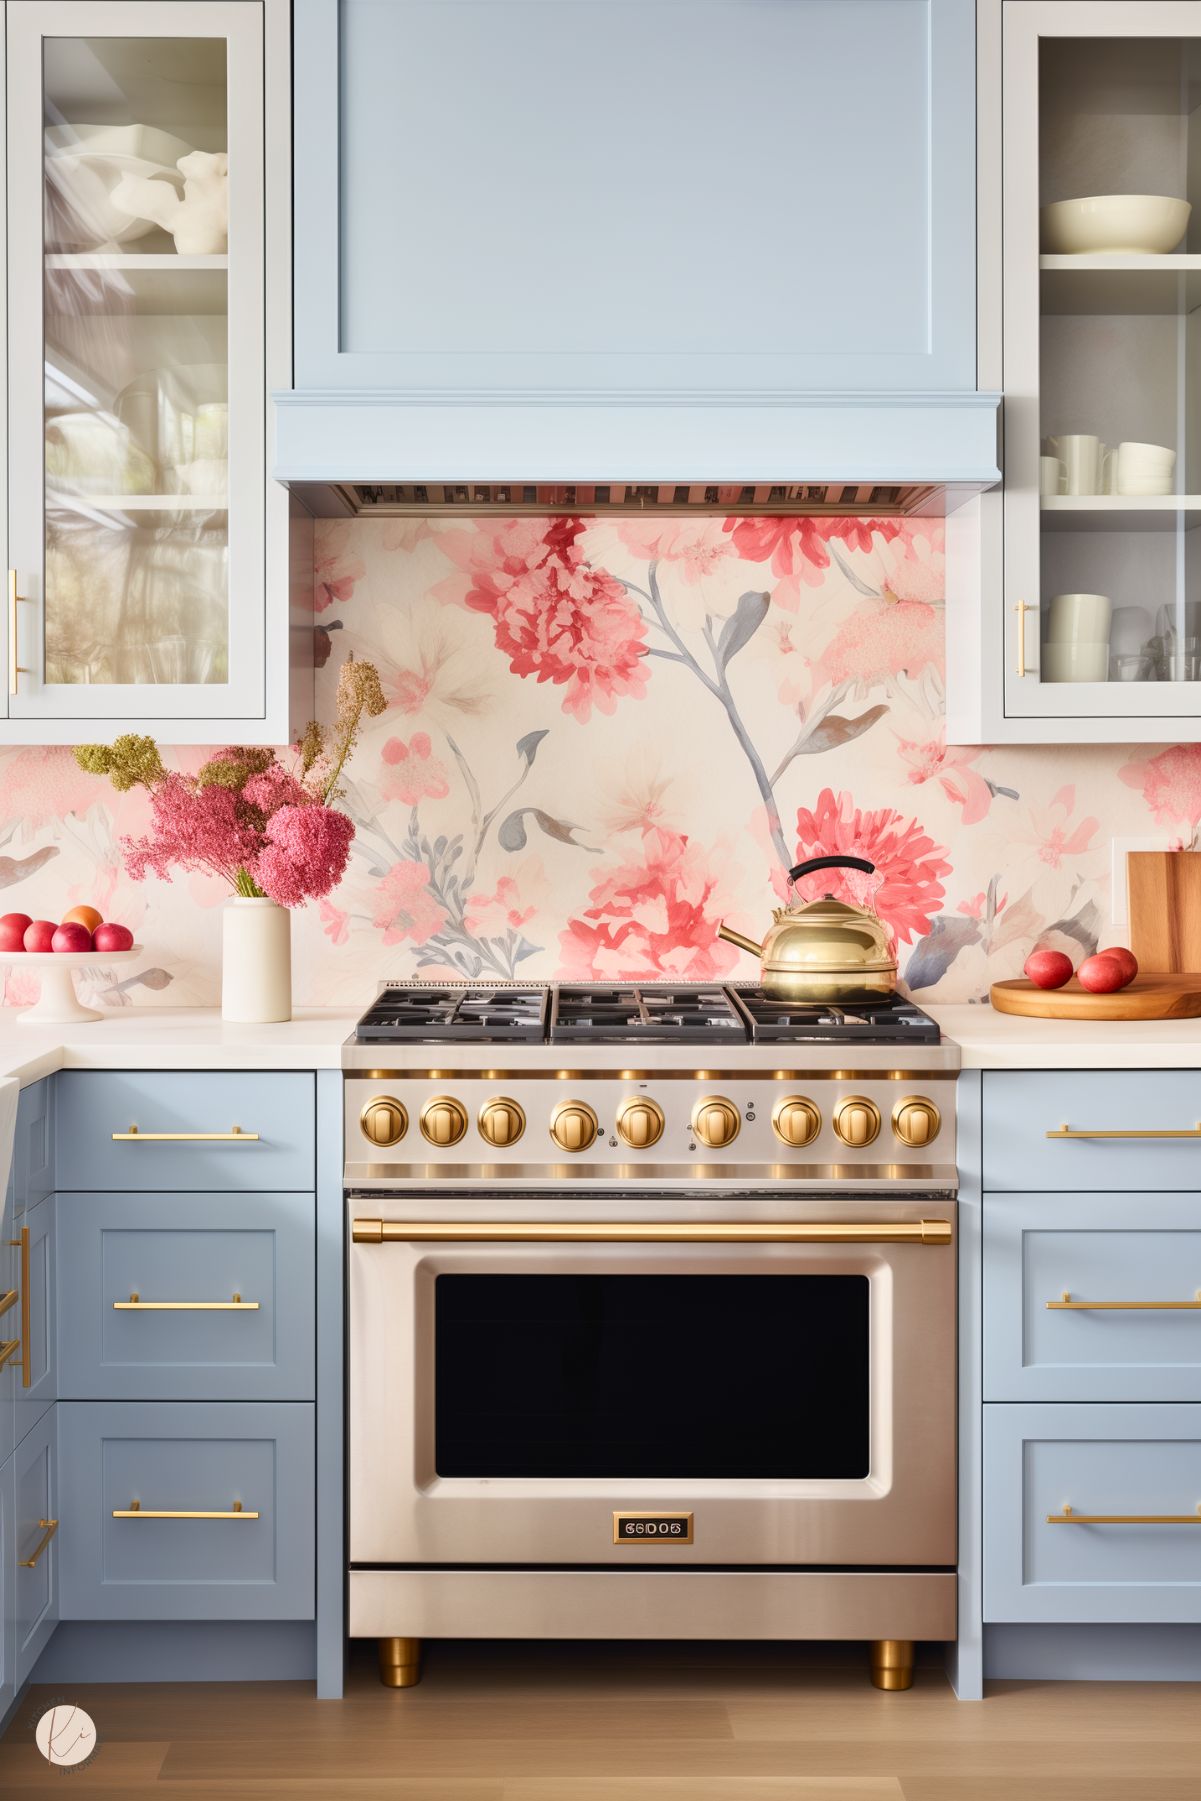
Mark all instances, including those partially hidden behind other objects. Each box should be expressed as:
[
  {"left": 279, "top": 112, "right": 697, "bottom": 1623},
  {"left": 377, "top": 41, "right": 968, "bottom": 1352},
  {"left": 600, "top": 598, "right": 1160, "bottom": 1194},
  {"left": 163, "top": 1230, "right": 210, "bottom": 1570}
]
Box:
[{"left": 613, "top": 1511, "right": 694, "bottom": 1545}]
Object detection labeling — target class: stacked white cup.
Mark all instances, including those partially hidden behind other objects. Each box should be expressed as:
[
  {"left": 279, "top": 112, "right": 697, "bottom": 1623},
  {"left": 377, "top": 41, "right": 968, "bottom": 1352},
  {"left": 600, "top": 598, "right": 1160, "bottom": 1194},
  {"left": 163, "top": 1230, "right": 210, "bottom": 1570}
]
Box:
[{"left": 1043, "top": 592, "right": 1111, "bottom": 682}]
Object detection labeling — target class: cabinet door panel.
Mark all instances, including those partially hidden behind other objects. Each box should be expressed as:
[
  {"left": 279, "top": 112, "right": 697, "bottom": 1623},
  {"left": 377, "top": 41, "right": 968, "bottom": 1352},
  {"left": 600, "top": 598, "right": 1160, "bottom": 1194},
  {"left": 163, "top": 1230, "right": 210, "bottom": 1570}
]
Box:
[
  {"left": 983, "top": 1070, "right": 1201, "bottom": 1190},
  {"left": 14, "top": 1408, "right": 58, "bottom": 1684},
  {"left": 58, "top": 1191, "right": 315, "bottom": 1401},
  {"left": 14, "top": 1197, "right": 55, "bottom": 1449}
]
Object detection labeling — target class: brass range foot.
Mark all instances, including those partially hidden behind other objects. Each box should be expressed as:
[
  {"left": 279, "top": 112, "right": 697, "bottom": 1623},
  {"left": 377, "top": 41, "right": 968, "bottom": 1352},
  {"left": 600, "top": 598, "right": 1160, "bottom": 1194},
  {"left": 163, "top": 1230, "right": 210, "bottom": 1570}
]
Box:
[
  {"left": 869, "top": 1638, "right": 915, "bottom": 1690},
  {"left": 378, "top": 1636, "right": 422, "bottom": 1688}
]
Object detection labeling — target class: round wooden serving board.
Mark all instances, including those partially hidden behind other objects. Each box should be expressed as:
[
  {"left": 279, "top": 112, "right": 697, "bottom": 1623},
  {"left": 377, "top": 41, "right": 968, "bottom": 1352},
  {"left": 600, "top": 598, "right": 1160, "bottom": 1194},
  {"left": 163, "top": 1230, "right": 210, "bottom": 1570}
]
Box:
[{"left": 990, "top": 973, "right": 1201, "bottom": 1021}]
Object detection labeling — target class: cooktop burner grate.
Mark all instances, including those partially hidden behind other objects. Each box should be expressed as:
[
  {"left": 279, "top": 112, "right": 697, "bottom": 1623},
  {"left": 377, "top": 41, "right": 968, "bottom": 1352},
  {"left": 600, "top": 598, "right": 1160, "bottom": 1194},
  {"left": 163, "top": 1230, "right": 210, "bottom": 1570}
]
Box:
[
  {"left": 549, "top": 984, "right": 747, "bottom": 1043},
  {"left": 729, "top": 988, "right": 941, "bottom": 1044},
  {"left": 355, "top": 984, "right": 549, "bottom": 1042}
]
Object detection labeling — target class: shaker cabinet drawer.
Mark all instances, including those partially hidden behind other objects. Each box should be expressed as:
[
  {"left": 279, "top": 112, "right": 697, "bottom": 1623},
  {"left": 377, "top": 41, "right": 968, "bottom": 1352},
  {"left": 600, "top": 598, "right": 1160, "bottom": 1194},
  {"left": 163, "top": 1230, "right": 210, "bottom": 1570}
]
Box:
[
  {"left": 56, "top": 1073, "right": 315, "bottom": 1192},
  {"left": 13, "top": 1406, "right": 59, "bottom": 1687},
  {"left": 984, "top": 1194, "right": 1201, "bottom": 1402},
  {"left": 58, "top": 1193, "right": 315, "bottom": 1402},
  {"left": 983, "top": 1072, "right": 1201, "bottom": 1191},
  {"left": 59, "top": 1402, "right": 315, "bottom": 1621},
  {"left": 984, "top": 1404, "right": 1201, "bottom": 1624}
]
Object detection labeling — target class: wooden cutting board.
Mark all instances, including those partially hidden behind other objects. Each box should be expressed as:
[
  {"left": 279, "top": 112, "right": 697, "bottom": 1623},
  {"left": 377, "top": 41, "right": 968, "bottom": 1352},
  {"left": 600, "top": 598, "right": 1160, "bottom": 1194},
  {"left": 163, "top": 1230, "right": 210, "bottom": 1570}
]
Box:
[{"left": 990, "top": 973, "right": 1201, "bottom": 1021}]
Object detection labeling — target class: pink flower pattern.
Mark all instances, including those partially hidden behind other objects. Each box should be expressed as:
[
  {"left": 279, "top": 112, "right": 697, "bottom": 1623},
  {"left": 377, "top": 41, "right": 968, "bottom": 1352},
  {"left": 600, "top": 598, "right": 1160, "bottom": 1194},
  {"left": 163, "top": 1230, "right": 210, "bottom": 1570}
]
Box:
[
  {"left": 380, "top": 734, "right": 451, "bottom": 806},
  {"left": 372, "top": 861, "right": 447, "bottom": 945},
  {"left": 559, "top": 828, "right": 739, "bottom": 979},
  {"left": 792, "top": 788, "right": 951, "bottom": 946},
  {"left": 1120, "top": 744, "right": 1201, "bottom": 839}
]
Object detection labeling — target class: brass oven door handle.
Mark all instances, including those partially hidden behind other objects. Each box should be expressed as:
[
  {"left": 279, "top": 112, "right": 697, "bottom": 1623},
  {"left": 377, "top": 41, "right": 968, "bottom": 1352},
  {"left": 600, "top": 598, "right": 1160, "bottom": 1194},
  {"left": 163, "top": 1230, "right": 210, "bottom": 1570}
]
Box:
[
  {"left": 352, "top": 1219, "right": 952, "bottom": 1246},
  {"left": 112, "top": 1125, "right": 260, "bottom": 1142},
  {"left": 1047, "top": 1124, "right": 1201, "bottom": 1140},
  {"left": 113, "top": 1500, "right": 259, "bottom": 1520},
  {"left": 19, "top": 1518, "right": 58, "bottom": 1567},
  {"left": 114, "top": 1293, "right": 259, "bottom": 1310},
  {"left": 1048, "top": 1504, "right": 1201, "bottom": 1526},
  {"left": 1048, "top": 1290, "right": 1201, "bottom": 1311},
  {"left": 8, "top": 569, "right": 30, "bottom": 695},
  {"left": 6, "top": 1228, "right": 30, "bottom": 1386}
]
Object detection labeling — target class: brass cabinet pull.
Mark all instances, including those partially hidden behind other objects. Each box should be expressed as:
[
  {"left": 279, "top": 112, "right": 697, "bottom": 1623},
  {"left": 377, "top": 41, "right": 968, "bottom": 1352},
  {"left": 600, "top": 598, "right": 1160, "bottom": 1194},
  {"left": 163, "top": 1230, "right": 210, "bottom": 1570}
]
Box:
[
  {"left": 1047, "top": 1124, "right": 1201, "bottom": 1140},
  {"left": 6, "top": 1228, "right": 30, "bottom": 1386},
  {"left": 113, "top": 1499, "right": 259, "bottom": 1520},
  {"left": 0, "top": 1287, "right": 16, "bottom": 1318},
  {"left": 112, "top": 1125, "right": 260, "bottom": 1142},
  {"left": 352, "top": 1218, "right": 952, "bottom": 1247},
  {"left": 1015, "top": 600, "right": 1033, "bottom": 677},
  {"left": 19, "top": 1518, "right": 59, "bottom": 1567},
  {"left": 1048, "top": 1503, "right": 1201, "bottom": 1526},
  {"left": 1048, "top": 1289, "right": 1201, "bottom": 1311},
  {"left": 0, "top": 1339, "right": 19, "bottom": 1369},
  {"left": 114, "top": 1293, "right": 259, "bottom": 1310},
  {"left": 8, "top": 569, "right": 29, "bottom": 695}
]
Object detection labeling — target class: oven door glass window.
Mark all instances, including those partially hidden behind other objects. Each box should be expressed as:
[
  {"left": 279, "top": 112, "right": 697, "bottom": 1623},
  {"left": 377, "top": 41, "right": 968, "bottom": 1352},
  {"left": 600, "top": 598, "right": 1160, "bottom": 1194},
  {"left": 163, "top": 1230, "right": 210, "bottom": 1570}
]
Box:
[{"left": 434, "top": 1274, "right": 869, "bottom": 1479}]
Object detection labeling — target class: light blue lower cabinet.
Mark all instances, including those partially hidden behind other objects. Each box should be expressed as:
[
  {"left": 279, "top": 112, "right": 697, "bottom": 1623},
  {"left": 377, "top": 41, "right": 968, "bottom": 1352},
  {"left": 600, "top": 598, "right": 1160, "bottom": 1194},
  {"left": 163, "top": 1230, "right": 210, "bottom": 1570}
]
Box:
[
  {"left": 984, "top": 1403, "right": 1201, "bottom": 1625},
  {"left": 59, "top": 1402, "right": 315, "bottom": 1622},
  {"left": 0, "top": 1185, "right": 15, "bottom": 1471},
  {"left": 983, "top": 1193, "right": 1201, "bottom": 1402},
  {"left": 982, "top": 1071, "right": 1201, "bottom": 1191},
  {"left": 0, "top": 1448, "right": 13, "bottom": 1721},
  {"left": 14, "top": 1195, "right": 55, "bottom": 1448},
  {"left": 14, "top": 1407, "right": 58, "bottom": 1686},
  {"left": 58, "top": 1193, "right": 315, "bottom": 1402}
]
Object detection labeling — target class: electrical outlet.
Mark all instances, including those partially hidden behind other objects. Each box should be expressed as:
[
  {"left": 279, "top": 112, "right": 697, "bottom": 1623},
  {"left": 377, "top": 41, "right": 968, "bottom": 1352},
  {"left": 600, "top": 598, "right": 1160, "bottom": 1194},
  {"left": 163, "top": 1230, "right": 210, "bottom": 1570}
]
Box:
[{"left": 1111, "top": 834, "right": 1171, "bottom": 928}]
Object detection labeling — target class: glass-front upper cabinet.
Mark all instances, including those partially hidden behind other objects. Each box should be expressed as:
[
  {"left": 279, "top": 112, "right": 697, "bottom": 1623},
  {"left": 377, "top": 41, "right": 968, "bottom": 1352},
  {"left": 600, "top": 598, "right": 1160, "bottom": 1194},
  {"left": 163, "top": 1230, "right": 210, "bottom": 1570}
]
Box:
[
  {"left": 2, "top": 2, "right": 286, "bottom": 738},
  {"left": 1000, "top": 1, "right": 1201, "bottom": 736}
]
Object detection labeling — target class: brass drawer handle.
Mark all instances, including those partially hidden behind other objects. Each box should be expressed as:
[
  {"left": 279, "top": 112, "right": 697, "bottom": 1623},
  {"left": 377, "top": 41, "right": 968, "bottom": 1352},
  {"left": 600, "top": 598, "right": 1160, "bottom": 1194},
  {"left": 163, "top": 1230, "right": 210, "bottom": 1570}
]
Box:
[
  {"left": 1047, "top": 1124, "right": 1201, "bottom": 1140},
  {"left": 1048, "top": 1503, "right": 1201, "bottom": 1526},
  {"left": 113, "top": 1499, "right": 259, "bottom": 1520},
  {"left": 19, "top": 1518, "right": 59, "bottom": 1567},
  {"left": 112, "top": 1125, "right": 260, "bottom": 1142},
  {"left": 6, "top": 1228, "right": 30, "bottom": 1386},
  {"left": 352, "top": 1218, "right": 953, "bottom": 1247},
  {"left": 0, "top": 1286, "right": 16, "bottom": 1318},
  {"left": 114, "top": 1292, "right": 259, "bottom": 1311},
  {"left": 0, "top": 1339, "right": 19, "bottom": 1369},
  {"left": 8, "top": 569, "right": 30, "bottom": 695},
  {"left": 1049, "top": 1290, "right": 1201, "bottom": 1312},
  {"left": 1015, "top": 599, "right": 1033, "bottom": 678}
]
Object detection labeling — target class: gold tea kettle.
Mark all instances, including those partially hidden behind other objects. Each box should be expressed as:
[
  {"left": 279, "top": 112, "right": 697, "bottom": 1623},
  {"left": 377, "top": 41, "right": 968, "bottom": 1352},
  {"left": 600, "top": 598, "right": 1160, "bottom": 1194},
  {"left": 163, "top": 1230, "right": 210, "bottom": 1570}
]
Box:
[{"left": 718, "top": 856, "right": 897, "bottom": 1002}]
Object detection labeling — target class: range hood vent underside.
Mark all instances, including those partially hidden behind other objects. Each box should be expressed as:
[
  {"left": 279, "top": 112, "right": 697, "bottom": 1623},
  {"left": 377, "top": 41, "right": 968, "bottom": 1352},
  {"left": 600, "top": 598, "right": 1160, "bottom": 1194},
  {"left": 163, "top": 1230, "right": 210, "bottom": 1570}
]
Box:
[{"left": 332, "top": 481, "right": 943, "bottom": 518}]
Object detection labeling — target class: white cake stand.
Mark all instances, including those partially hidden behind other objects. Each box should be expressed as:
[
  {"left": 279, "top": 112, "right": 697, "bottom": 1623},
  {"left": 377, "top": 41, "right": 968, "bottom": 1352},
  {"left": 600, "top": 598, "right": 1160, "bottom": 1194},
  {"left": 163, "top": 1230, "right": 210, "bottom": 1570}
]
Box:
[{"left": 1, "top": 947, "right": 144, "bottom": 1024}]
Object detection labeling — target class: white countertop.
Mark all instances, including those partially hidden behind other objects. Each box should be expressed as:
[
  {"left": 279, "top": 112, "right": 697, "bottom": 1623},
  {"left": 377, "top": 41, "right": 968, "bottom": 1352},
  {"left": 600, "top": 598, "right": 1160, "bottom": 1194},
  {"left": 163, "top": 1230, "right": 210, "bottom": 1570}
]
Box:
[{"left": 2, "top": 1002, "right": 1201, "bottom": 1083}]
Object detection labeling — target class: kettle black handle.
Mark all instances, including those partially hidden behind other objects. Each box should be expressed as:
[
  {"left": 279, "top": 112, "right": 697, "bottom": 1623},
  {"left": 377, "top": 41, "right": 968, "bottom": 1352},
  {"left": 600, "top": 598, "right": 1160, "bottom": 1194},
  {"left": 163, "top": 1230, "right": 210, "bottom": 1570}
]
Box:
[{"left": 788, "top": 855, "right": 877, "bottom": 883}]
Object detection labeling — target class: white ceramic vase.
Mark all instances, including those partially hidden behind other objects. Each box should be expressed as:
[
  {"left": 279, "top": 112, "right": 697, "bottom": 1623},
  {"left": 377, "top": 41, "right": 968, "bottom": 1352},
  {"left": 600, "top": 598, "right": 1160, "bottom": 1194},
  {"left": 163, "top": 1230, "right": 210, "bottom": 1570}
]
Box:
[{"left": 221, "top": 897, "right": 292, "bottom": 1023}]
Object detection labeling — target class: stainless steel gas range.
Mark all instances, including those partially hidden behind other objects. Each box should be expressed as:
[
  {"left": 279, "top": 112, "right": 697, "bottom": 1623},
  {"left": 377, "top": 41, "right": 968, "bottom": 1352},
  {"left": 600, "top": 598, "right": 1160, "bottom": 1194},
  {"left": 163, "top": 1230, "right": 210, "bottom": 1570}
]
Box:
[{"left": 343, "top": 982, "right": 959, "bottom": 1694}]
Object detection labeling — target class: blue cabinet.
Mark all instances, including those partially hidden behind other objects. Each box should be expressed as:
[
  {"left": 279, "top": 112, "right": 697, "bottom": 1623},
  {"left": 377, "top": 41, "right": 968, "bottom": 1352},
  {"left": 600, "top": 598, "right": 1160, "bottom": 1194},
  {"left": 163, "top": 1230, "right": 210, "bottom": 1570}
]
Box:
[
  {"left": 287, "top": 0, "right": 980, "bottom": 473},
  {"left": 58, "top": 1401, "right": 315, "bottom": 1622},
  {"left": 13, "top": 1408, "right": 58, "bottom": 1686},
  {"left": 58, "top": 1191, "right": 316, "bottom": 1403},
  {"left": 983, "top": 1071, "right": 1201, "bottom": 1191}
]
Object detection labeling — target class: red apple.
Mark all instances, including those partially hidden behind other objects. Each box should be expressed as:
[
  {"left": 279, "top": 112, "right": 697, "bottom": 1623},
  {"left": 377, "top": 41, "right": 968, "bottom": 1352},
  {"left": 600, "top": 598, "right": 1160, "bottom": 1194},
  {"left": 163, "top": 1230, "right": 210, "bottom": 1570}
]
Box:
[
  {"left": 92, "top": 921, "right": 133, "bottom": 953},
  {"left": 23, "top": 919, "right": 57, "bottom": 953},
  {"left": 0, "top": 912, "right": 31, "bottom": 952},
  {"left": 51, "top": 921, "right": 92, "bottom": 954},
  {"left": 1023, "top": 948, "right": 1073, "bottom": 990},
  {"left": 1098, "top": 945, "right": 1138, "bottom": 988},
  {"left": 1077, "top": 953, "right": 1126, "bottom": 994}
]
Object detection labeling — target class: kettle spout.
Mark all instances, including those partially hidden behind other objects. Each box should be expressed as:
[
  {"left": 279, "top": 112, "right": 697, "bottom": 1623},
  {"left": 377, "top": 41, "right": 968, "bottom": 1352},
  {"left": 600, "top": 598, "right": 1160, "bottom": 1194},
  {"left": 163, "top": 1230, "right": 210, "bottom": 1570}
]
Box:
[{"left": 717, "top": 922, "right": 764, "bottom": 959}]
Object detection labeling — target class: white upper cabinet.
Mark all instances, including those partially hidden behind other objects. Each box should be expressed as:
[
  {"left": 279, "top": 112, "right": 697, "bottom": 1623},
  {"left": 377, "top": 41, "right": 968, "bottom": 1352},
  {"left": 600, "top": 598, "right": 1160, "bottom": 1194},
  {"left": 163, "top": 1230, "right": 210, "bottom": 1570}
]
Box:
[
  {"left": 951, "top": 0, "right": 1201, "bottom": 744},
  {"left": 284, "top": 0, "right": 984, "bottom": 479},
  {"left": 1, "top": 0, "right": 300, "bottom": 745}
]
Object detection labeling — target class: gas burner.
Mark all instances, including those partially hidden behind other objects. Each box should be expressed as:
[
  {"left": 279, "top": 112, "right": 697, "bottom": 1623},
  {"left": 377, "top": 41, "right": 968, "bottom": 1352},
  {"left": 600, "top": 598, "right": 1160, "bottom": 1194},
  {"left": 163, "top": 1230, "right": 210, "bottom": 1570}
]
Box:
[
  {"left": 355, "top": 984, "right": 549, "bottom": 1043},
  {"left": 549, "top": 984, "right": 746, "bottom": 1043},
  {"left": 729, "top": 988, "right": 941, "bottom": 1045}
]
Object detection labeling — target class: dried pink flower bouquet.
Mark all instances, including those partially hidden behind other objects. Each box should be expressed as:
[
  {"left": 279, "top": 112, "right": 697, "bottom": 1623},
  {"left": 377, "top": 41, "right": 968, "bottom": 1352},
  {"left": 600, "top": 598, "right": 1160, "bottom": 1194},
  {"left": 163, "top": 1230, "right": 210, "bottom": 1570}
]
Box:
[{"left": 75, "top": 655, "right": 386, "bottom": 906}]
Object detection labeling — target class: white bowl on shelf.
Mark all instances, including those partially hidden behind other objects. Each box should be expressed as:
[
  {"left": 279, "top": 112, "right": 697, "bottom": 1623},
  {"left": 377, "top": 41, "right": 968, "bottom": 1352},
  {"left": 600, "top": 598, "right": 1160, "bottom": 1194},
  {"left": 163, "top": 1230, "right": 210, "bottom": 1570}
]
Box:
[
  {"left": 1040, "top": 194, "right": 1191, "bottom": 255},
  {"left": 0, "top": 946, "right": 143, "bottom": 1024}
]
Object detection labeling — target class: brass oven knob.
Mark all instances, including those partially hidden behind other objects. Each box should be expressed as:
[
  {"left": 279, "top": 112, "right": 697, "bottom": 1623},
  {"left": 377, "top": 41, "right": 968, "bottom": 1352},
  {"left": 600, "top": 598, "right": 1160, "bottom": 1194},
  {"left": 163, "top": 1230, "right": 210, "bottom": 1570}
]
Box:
[
  {"left": 833, "top": 1095, "right": 881, "bottom": 1148},
  {"left": 692, "top": 1096, "right": 740, "bottom": 1149},
  {"left": 892, "top": 1095, "right": 941, "bottom": 1148},
  {"left": 772, "top": 1096, "right": 821, "bottom": 1148},
  {"left": 550, "top": 1100, "right": 599, "bottom": 1153},
  {"left": 360, "top": 1097, "right": 408, "bottom": 1147},
  {"left": 478, "top": 1096, "right": 526, "bottom": 1147},
  {"left": 616, "top": 1096, "right": 665, "bottom": 1149},
  {"left": 419, "top": 1095, "right": 469, "bottom": 1147}
]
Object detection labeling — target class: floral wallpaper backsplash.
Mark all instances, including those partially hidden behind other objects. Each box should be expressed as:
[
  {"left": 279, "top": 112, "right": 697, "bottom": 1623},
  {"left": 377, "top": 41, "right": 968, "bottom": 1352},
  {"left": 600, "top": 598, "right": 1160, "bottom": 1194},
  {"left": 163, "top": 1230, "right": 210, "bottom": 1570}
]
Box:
[{"left": 3, "top": 512, "right": 1200, "bottom": 1013}]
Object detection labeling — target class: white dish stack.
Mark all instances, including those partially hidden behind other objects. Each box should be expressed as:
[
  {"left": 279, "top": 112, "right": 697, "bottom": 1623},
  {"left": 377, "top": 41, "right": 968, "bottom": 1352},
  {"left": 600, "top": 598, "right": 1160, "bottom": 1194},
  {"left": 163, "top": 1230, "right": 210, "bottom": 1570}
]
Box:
[{"left": 1043, "top": 592, "right": 1111, "bottom": 683}]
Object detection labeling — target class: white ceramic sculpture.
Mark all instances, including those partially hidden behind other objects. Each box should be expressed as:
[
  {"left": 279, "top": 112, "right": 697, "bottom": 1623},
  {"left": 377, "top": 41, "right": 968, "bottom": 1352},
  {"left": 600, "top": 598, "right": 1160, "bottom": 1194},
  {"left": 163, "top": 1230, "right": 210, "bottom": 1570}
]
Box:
[{"left": 111, "top": 150, "right": 229, "bottom": 254}]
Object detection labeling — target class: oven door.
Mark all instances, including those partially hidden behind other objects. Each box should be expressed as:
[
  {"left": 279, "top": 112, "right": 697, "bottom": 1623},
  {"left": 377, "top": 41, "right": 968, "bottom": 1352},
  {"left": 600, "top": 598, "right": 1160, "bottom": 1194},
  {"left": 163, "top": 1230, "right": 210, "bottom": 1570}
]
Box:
[{"left": 348, "top": 1193, "right": 956, "bottom": 1569}]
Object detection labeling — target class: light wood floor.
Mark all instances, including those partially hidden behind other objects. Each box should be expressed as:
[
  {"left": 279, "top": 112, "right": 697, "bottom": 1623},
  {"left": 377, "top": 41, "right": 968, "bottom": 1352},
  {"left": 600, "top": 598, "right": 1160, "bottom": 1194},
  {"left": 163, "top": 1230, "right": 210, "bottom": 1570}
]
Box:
[{"left": 1, "top": 1639, "right": 1198, "bottom": 1800}]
